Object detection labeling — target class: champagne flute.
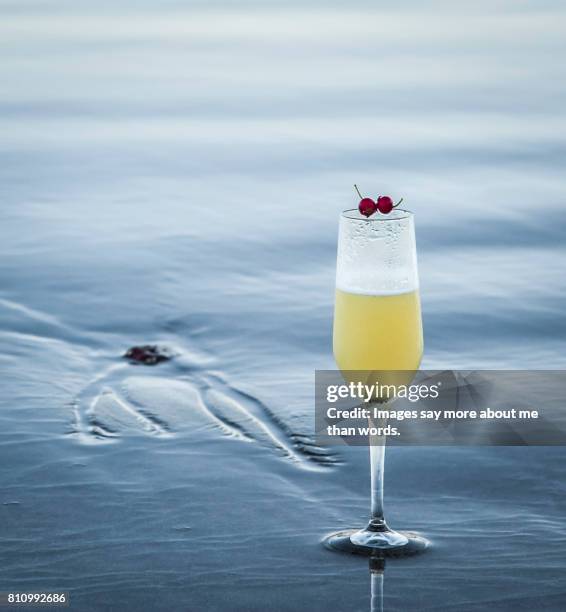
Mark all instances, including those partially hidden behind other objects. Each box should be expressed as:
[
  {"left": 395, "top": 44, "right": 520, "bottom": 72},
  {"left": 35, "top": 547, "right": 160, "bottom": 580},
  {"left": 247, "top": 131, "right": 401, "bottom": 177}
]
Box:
[{"left": 327, "top": 207, "right": 427, "bottom": 554}]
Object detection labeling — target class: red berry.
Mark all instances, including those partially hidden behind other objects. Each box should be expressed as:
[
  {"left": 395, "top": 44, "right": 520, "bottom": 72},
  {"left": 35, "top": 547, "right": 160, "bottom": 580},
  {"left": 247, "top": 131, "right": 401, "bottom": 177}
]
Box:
[
  {"left": 358, "top": 198, "right": 377, "bottom": 217},
  {"left": 377, "top": 195, "right": 394, "bottom": 214}
]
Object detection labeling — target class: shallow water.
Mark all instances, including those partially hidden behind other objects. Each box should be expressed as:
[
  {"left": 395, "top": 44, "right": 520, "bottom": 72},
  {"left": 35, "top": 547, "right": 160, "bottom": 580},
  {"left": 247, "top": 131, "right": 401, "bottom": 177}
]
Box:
[{"left": 1, "top": 1, "right": 566, "bottom": 610}]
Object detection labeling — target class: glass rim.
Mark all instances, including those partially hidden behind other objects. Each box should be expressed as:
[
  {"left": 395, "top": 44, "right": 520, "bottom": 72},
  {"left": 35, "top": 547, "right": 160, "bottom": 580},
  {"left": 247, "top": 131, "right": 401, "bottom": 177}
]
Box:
[{"left": 341, "top": 208, "right": 413, "bottom": 221}]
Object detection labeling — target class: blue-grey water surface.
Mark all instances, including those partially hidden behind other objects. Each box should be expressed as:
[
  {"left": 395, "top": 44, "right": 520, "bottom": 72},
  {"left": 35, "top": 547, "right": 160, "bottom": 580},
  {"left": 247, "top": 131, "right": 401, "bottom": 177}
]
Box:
[{"left": 1, "top": 1, "right": 566, "bottom": 610}]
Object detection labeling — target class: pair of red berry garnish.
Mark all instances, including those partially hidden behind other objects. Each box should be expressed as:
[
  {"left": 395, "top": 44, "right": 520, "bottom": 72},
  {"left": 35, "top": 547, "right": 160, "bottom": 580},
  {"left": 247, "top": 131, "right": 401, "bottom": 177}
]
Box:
[{"left": 355, "top": 185, "right": 403, "bottom": 217}]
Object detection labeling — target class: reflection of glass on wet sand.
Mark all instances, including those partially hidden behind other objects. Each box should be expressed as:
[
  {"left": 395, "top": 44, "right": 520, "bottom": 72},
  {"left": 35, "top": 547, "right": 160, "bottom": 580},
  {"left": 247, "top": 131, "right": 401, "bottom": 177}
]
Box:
[{"left": 370, "top": 554, "right": 385, "bottom": 612}]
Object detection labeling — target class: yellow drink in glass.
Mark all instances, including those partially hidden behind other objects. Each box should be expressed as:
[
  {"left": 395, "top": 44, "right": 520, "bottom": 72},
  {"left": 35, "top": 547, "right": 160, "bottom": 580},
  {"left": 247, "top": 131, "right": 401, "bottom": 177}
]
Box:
[{"left": 333, "top": 288, "right": 423, "bottom": 372}]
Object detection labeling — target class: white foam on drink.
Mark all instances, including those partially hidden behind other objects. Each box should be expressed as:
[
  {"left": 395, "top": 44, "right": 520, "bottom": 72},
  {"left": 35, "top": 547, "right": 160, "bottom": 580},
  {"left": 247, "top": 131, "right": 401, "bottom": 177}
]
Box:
[{"left": 335, "top": 209, "right": 419, "bottom": 296}]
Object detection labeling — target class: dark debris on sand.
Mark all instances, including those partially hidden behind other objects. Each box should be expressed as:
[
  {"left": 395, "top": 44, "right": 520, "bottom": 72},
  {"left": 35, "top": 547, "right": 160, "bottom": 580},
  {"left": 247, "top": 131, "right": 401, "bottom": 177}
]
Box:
[{"left": 123, "top": 345, "right": 172, "bottom": 365}]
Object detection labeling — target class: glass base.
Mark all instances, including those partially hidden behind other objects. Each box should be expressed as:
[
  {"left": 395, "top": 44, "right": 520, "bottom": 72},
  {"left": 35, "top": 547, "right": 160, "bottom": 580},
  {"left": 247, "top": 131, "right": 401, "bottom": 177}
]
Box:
[
  {"left": 350, "top": 525, "right": 409, "bottom": 549},
  {"left": 324, "top": 527, "right": 429, "bottom": 557}
]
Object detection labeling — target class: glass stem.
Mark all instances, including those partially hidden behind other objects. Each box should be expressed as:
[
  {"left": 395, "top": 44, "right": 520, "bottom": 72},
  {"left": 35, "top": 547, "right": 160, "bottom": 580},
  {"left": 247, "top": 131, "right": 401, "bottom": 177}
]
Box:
[{"left": 369, "top": 434, "right": 387, "bottom": 530}]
